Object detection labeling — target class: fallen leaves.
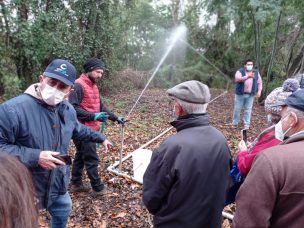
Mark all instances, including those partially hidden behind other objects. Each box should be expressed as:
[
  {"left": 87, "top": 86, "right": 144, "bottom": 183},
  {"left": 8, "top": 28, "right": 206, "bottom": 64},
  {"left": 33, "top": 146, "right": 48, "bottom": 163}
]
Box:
[{"left": 111, "top": 212, "right": 127, "bottom": 219}]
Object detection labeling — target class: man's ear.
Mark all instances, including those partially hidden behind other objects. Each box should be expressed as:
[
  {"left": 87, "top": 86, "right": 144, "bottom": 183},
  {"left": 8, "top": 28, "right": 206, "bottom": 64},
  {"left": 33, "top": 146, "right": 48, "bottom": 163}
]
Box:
[
  {"left": 38, "top": 75, "right": 44, "bottom": 83},
  {"left": 175, "top": 102, "right": 187, "bottom": 116},
  {"left": 289, "top": 112, "right": 298, "bottom": 127}
]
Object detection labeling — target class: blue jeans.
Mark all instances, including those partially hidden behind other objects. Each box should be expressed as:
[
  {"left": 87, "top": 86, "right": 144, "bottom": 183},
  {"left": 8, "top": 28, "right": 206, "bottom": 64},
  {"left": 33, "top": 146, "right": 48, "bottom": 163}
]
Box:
[
  {"left": 232, "top": 94, "right": 254, "bottom": 128},
  {"left": 48, "top": 192, "right": 72, "bottom": 228}
]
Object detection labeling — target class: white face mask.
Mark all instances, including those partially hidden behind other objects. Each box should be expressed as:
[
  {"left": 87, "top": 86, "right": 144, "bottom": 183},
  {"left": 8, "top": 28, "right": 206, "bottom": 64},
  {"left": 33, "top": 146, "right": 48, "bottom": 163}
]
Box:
[
  {"left": 274, "top": 114, "right": 291, "bottom": 141},
  {"left": 267, "top": 114, "right": 272, "bottom": 125},
  {"left": 41, "top": 84, "right": 67, "bottom": 106},
  {"left": 246, "top": 65, "right": 253, "bottom": 71}
]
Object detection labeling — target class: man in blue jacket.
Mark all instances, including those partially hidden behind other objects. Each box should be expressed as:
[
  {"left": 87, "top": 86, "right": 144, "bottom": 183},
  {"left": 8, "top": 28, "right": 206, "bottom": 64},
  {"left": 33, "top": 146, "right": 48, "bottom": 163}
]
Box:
[
  {"left": 0, "top": 59, "right": 111, "bottom": 228},
  {"left": 143, "top": 80, "right": 231, "bottom": 228},
  {"left": 232, "top": 59, "right": 262, "bottom": 129}
]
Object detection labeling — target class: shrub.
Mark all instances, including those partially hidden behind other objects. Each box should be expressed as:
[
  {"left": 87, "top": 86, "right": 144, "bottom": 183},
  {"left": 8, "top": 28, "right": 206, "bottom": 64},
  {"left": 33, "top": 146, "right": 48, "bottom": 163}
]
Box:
[{"left": 2, "top": 74, "right": 22, "bottom": 100}]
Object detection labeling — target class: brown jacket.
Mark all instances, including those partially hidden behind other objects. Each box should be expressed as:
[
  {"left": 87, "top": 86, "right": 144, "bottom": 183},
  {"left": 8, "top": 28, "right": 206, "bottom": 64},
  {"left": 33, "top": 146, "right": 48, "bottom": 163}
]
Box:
[{"left": 233, "top": 134, "right": 304, "bottom": 228}]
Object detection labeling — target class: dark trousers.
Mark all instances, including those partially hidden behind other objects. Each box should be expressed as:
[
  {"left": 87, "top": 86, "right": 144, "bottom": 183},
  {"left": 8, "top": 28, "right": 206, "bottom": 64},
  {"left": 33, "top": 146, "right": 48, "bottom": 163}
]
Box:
[{"left": 71, "top": 140, "right": 104, "bottom": 191}]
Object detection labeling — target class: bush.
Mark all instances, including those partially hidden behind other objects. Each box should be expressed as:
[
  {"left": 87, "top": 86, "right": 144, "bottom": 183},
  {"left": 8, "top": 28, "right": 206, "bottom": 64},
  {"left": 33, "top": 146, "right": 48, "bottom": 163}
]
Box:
[
  {"left": 2, "top": 74, "right": 22, "bottom": 100},
  {"left": 264, "top": 77, "right": 285, "bottom": 97},
  {"left": 100, "top": 68, "right": 150, "bottom": 94},
  {"left": 153, "top": 63, "right": 231, "bottom": 89}
]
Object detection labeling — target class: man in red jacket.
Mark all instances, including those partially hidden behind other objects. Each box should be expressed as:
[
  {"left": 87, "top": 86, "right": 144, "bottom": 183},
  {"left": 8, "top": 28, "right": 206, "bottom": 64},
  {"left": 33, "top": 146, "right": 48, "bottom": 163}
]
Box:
[{"left": 69, "top": 58, "right": 125, "bottom": 196}]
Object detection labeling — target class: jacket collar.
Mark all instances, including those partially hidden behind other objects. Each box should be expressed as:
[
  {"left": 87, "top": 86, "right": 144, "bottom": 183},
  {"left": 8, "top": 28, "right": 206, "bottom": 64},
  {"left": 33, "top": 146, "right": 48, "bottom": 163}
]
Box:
[
  {"left": 170, "top": 113, "right": 209, "bottom": 132},
  {"left": 24, "top": 83, "right": 43, "bottom": 100},
  {"left": 283, "top": 131, "right": 304, "bottom": 145},
  {"left": 80, "top": 73, "right": 96, "bottom": 87}
]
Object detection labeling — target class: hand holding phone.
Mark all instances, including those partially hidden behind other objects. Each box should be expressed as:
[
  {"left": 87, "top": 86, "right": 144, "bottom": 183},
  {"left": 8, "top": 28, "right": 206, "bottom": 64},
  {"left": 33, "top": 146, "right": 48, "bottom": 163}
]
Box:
[
  {"left": 53, "top": 154, "right": 72, "bottom": 165},
  {"left": 241, "top": 129, "right": 248, "bottom": 142}
]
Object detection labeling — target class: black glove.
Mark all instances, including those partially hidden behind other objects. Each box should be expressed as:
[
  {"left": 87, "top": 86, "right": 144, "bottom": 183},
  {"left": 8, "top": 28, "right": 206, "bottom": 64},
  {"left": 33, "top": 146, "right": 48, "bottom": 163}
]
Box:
[{"left": 116, "top": 116, "right": 126, "bottom": 125}]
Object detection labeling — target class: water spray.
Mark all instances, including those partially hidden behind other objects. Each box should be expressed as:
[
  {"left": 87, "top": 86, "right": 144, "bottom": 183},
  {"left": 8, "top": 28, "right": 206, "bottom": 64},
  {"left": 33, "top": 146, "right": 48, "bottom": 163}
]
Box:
[
  {"left": 126, "top": 25, "right": 187, "bottom": 120},
  {"left": 117, "top": 25, "right": 188, "bottom": 173}
]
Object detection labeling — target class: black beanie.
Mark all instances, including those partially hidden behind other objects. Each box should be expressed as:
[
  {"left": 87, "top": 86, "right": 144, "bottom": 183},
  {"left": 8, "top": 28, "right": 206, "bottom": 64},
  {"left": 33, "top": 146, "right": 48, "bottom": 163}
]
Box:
[{"left": 83, "top": 58, "right": 106, "bottom": 73}]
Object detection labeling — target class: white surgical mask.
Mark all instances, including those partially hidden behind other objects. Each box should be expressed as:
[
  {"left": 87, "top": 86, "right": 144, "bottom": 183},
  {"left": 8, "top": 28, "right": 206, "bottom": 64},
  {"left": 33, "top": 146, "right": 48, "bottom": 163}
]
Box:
[
  {"left": 274, "top": 114, "right": 291, "bottom": 141},
  {"left": 246, "top": 65, "right": 253, "bottom": 71},
  {"left": 41, "top": 84, "right": 67, "bottom": 106},
  {"left": 267, "top": 114, "right": 272, "bottom": 125}
]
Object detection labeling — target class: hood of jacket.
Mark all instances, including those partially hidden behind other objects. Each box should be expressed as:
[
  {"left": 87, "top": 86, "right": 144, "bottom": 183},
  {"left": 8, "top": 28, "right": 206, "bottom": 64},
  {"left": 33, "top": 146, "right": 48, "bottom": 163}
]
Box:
[{"left": 24, "top": 83, "right": 43, "bottom": 101}]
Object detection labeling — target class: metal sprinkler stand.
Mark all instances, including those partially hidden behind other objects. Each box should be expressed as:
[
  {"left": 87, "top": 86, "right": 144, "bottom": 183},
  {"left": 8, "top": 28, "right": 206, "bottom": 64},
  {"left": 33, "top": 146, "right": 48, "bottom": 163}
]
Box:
[
  {"left": 107, "top": 127, "right": 173, "bottom": 180},
  {"left": 118, "top": 124, "right": 125, "bottom": 173}
]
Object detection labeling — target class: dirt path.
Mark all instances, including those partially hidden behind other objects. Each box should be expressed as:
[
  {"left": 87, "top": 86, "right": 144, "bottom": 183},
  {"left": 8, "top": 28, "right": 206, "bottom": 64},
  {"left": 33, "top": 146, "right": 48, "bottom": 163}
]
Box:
[{"left": 39, "top": 88, "right": 268, "bottom": 227}]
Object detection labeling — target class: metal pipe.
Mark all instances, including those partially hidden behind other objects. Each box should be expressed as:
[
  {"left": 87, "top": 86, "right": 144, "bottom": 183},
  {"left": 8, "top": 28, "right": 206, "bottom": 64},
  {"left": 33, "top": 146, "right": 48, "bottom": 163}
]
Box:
[
  {"left": 118, "top": 125, "right": 125, "bottom": 172},
  {"left": 108, "top": 127, "right": 173, "bottom": 172},
  {"left": 222, "top": 211, "right": 234, "bottom": 220}
]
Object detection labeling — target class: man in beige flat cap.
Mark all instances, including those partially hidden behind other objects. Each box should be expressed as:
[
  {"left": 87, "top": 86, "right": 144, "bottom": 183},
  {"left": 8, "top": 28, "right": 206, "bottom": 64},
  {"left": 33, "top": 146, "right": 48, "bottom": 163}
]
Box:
[{"left": 142, "top": 80, "right": 231, "bottom": 228}]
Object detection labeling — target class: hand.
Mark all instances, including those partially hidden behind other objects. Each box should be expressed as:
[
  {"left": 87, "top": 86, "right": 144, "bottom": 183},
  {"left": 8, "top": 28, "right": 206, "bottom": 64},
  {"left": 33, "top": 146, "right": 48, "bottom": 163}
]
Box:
[
  {"left": 246, "top": 141, "right": 253, "bottom": 149},
  {"left": 38, "top": 151, "right": 65, "bottom": 170},
  {"left": 256, "top": 91, "right": 261, "bottom": 98},
  {"left": 238, "top": 140, "right": 248, "bottom": 152},
  {"left": 247, "top": 72, "right": 254, "bottom": 78},
  {"left": 117, "top": 116, "right": 127, "bottom": 125},
  {"left": 94, "top": 112, "right": 108, "bottom": 122},
  {"left": 102, "top": 139, "right": 112, "bottom": 153}
]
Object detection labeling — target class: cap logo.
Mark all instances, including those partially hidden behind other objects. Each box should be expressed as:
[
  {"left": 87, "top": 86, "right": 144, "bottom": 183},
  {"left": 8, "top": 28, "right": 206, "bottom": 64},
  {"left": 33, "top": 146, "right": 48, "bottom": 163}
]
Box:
[{"left": 54, "top": 64, "right": 68, "bottom": 77}]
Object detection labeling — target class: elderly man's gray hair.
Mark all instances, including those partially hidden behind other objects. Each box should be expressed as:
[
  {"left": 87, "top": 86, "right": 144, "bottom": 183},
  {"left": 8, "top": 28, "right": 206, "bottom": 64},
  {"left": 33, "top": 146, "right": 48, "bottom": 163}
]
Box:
[
  {"left": 175, "top": 98, "right": 208, "bottom": 114},
  {"left": 286, "top": 106, "right": 304, "bottom": 118}
]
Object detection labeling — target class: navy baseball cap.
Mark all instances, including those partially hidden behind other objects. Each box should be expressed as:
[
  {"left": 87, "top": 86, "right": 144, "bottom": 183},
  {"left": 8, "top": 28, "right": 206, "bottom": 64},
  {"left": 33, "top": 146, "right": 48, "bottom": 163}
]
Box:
[
  {"left": 280, "top": 89, "right": 304, "bottom": 112},
  {"left": 43, "top": 59, "right": 77, "bottom": 86}
]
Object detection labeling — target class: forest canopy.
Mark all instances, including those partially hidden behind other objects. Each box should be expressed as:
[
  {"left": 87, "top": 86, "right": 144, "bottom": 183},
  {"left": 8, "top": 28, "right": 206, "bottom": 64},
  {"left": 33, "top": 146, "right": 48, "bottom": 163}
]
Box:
[{"left": 1, "top": 0, "right": 304, "bottom": 98}]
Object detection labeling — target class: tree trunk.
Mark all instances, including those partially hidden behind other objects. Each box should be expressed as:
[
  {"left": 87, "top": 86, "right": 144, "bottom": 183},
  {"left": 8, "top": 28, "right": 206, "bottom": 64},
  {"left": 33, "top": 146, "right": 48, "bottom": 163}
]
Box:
[
  {"left": 172, "top": 0, "right": 180, "bottom": 26},
  {"left": 13, "top": 0, "right": 33, "bottom": 86},
  {"left": 287, "top": 45, "right": 304, "bottom": 77},
  {"left": 285, "top": 26, "right": 303, "bottom": 76},
  {"left": 252, "top": 9, "right": 261, "bottom": 70},
  {"left": 263, "top": 10, "right": 282, "bottom": 98},
  {"left": 0, "top": 0, "right": 11, "bottom": 46}
]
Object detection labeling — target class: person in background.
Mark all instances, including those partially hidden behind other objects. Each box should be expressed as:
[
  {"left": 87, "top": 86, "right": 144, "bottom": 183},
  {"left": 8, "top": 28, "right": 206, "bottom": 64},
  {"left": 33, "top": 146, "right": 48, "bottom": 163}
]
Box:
[
  {"left": 0, "top": 153, "right": 38, "bottom": 228},
  {"left": 143, "top": 80, "right": 231, "bottom": 228},
  {"left": 265, "top": 78, "right": 299, "bottom": 125},
  {"left": 232, "top": 59, "right": 262, "bottom": 129},
  {"left": 0, "top": 59, "right": 111, "bottom": 227},
  {"left": 233, "top": 89, "right": 304, "bottom": 227},
  {"left": 69, "top": 58, "right": 125, "bottom": 196}
]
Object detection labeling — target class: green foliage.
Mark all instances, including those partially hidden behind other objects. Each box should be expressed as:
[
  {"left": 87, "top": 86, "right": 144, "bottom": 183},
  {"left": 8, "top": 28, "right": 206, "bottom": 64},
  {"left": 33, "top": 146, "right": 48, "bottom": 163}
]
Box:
[
  {"left": 0, "top": 0, "right": 304, "bottom": 96},
  {"left": 1, "top": 74, "right": 22, "bottom": 100},
  {"left": 263, "top": 77, "right": 285, "bottom": 97}
]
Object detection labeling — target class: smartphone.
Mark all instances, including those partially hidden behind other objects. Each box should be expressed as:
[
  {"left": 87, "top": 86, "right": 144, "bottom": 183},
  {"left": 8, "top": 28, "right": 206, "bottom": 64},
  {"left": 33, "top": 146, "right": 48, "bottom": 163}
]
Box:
[
  {"left": 241, "top": 129, "right": 248, "bottom": 142},
  {"left": 53, "top": 155, "right": 72, "bottom": 165}
]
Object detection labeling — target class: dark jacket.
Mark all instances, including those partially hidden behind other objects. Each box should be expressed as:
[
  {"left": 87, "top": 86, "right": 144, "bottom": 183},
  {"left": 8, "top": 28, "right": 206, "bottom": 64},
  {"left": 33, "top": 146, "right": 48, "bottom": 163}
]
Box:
[
  {"left": 235, "top": 67, "right": 259, "bottom": 95},
  {"left": 233, "top": 133, "right": 304, "bottom": 228},
  {"left": 143, "top": 114, "right": 231, "bottom": 228},
  {"left": 0, "top": 84, "right": 106, "bottom": 208}
]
